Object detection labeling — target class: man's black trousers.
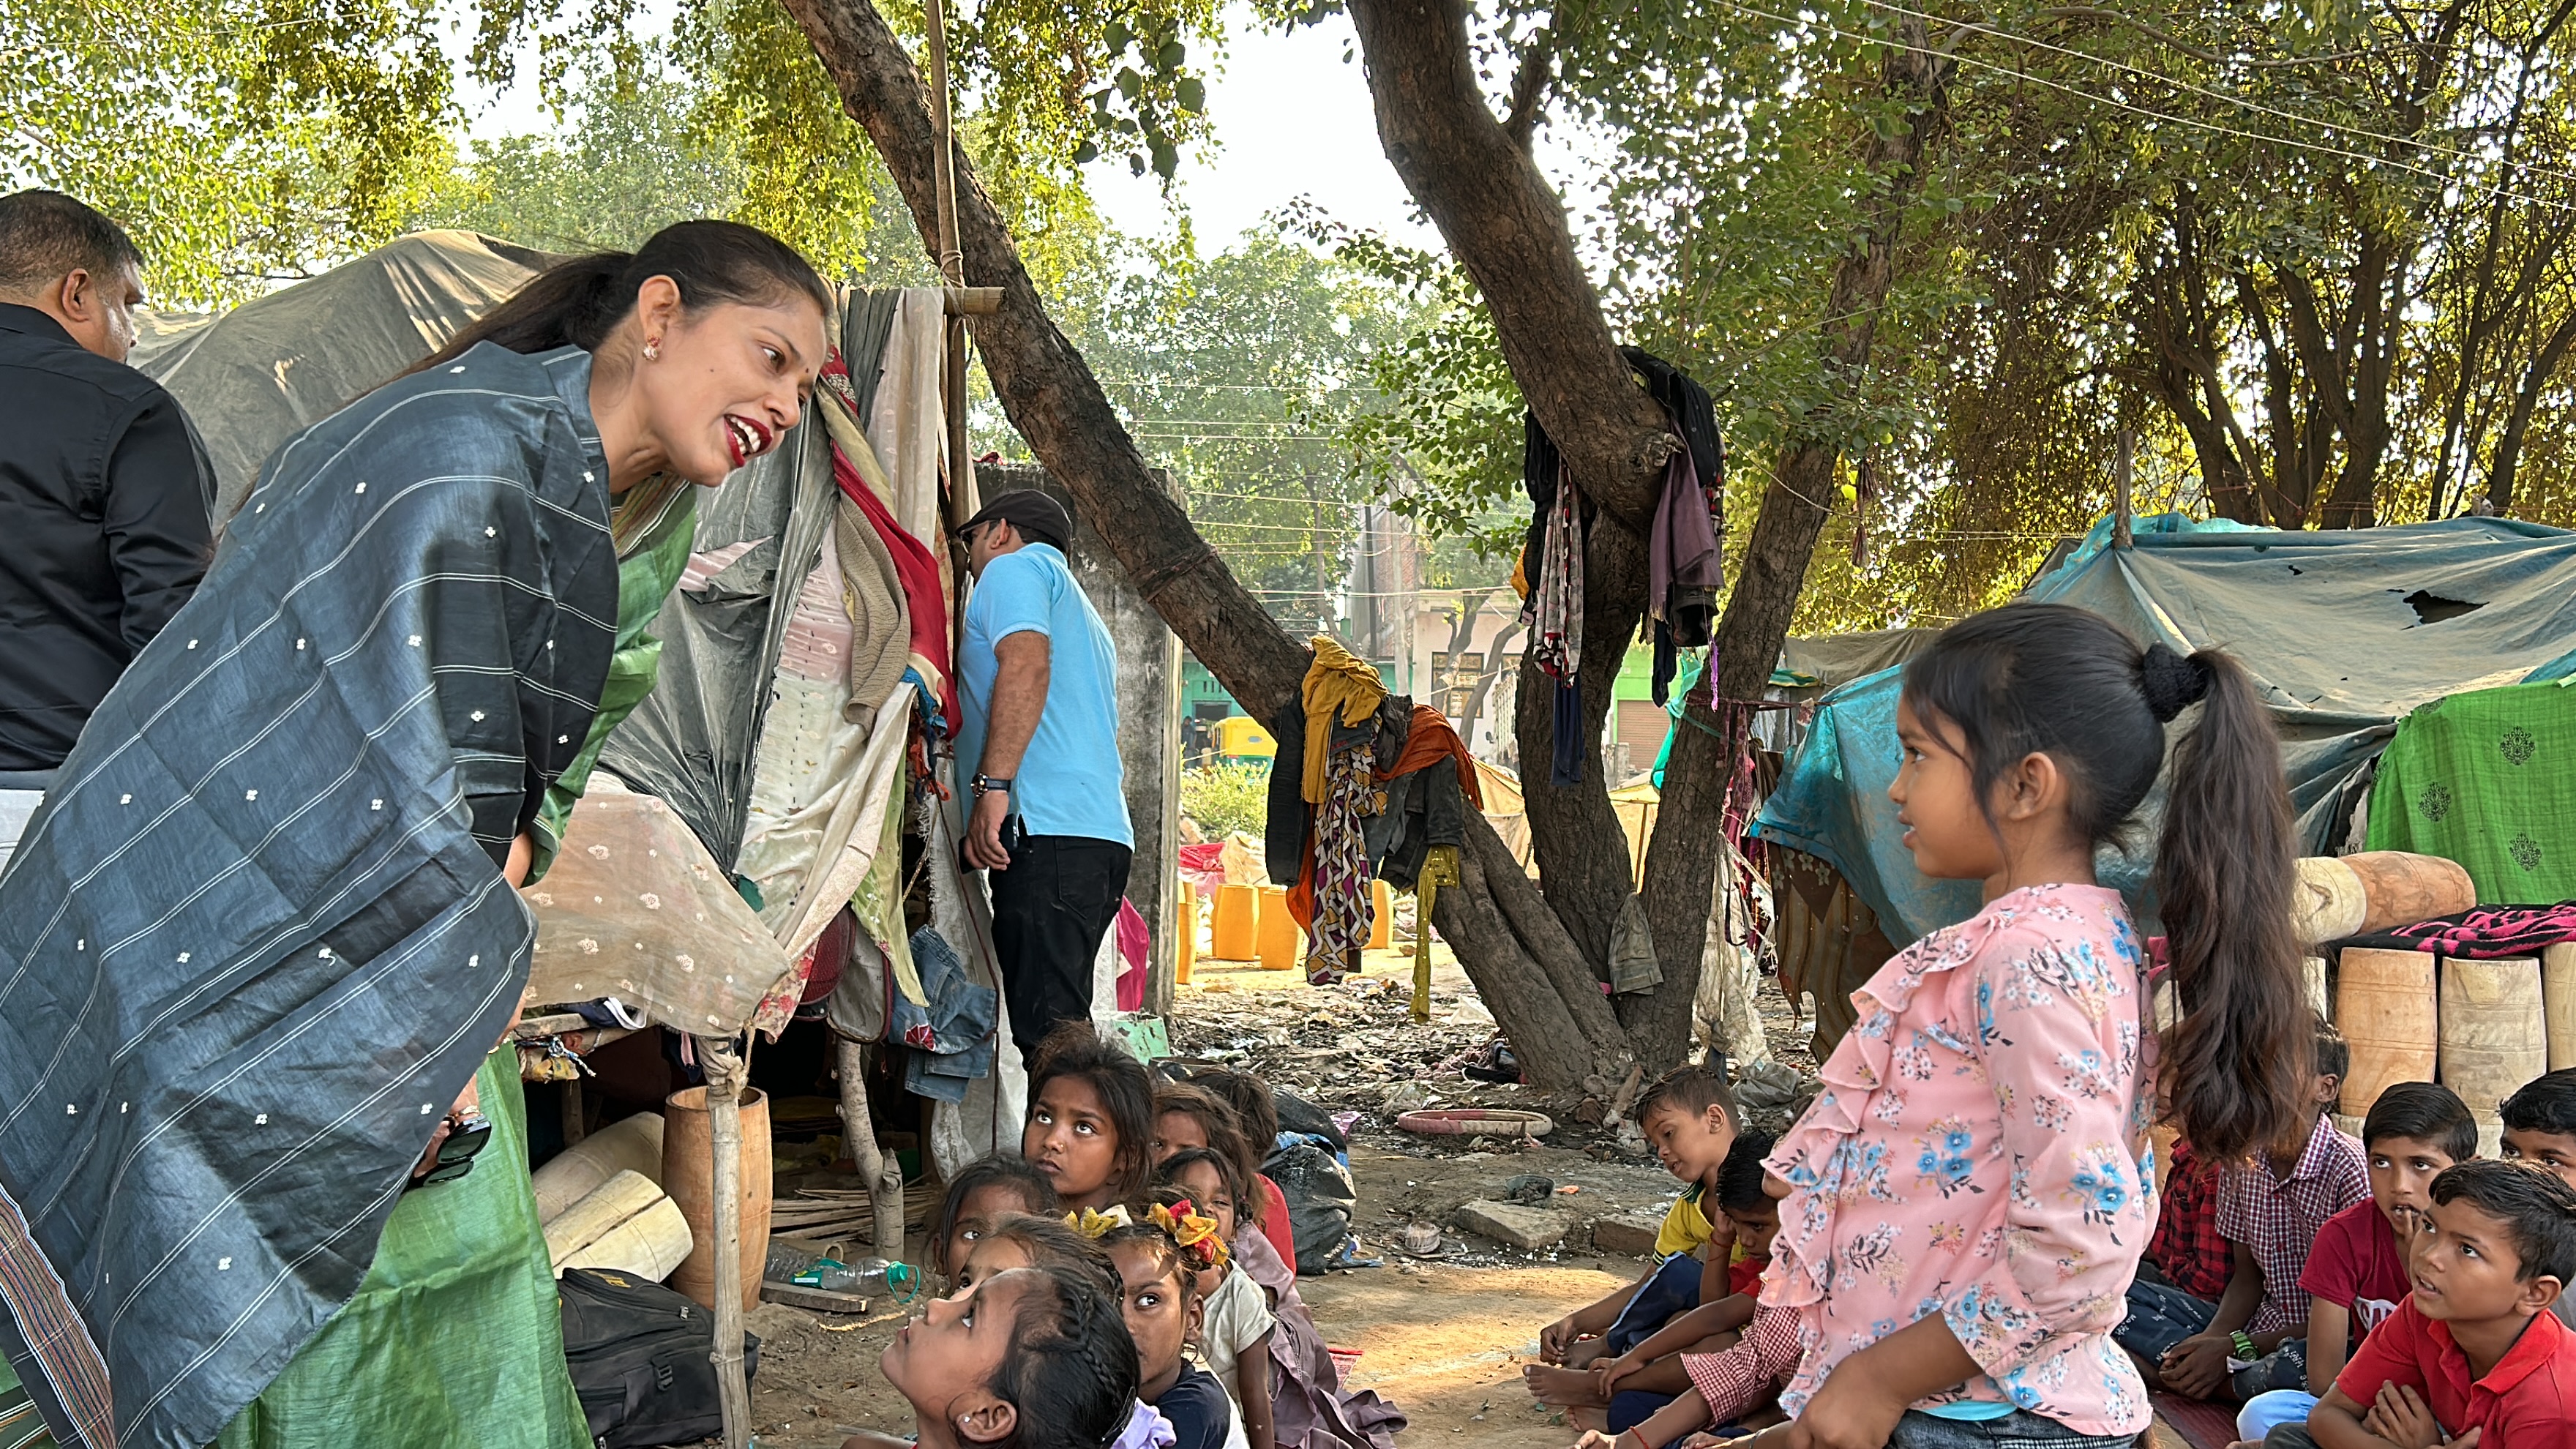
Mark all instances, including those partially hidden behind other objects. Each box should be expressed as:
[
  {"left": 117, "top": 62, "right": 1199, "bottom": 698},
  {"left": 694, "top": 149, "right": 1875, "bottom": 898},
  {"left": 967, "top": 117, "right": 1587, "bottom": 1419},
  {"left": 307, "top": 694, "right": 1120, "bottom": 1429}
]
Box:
[{"left": 987, "top": 831, "right": 1132, "bottom": 1061}]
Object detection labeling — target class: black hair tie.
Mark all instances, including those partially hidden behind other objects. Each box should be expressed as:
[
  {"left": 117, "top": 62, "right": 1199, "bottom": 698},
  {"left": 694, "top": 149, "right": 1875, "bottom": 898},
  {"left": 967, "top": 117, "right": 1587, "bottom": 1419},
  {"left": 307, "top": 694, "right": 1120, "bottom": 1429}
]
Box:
[{"left": 2140, "top": 643, "right": 2212, "bottom": 723}]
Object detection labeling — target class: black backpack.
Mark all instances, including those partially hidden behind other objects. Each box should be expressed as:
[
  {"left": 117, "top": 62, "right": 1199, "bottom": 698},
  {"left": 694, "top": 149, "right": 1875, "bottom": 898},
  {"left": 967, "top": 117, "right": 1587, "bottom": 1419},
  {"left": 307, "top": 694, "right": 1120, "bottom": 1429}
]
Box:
[{"left": 558, "top": 1268, "right": 762, "bottom": 1448}]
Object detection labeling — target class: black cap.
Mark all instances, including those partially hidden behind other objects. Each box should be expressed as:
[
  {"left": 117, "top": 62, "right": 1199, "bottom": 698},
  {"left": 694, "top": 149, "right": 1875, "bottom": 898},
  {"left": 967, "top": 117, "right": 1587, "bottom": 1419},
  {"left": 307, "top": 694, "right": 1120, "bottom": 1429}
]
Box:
[{"left": 961, "top": 489, "right": 1074, "bottom": 555}]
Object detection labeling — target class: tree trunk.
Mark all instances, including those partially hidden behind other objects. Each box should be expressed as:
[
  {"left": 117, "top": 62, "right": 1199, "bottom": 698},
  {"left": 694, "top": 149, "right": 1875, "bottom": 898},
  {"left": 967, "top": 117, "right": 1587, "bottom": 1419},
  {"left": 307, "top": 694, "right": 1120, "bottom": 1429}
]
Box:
[
  {"left": 1633, "top": 17, "right": 1953, "bottom": 1067},
  {"left": 779, "top": 0, "right": 1635, "bottom": 1087}
]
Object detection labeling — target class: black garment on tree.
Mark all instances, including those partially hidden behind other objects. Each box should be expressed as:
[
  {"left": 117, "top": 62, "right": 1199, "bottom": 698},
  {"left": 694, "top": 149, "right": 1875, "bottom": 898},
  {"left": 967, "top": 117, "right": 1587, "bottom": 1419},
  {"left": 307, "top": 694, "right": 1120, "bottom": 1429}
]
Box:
[
  {"left": 988, "top": 831, "right": 1132, "bottom": 1060},
  {"left": 0, "top": 304, "right": 216, "bottom": 773}
]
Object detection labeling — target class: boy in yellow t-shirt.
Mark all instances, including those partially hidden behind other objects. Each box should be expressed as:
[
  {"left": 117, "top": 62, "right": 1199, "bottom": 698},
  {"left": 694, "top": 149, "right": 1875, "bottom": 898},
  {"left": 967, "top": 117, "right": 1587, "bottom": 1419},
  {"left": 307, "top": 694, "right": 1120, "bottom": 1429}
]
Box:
[{"left": 1525, "top": 1066, "right": 1737, "bottom": 1417}]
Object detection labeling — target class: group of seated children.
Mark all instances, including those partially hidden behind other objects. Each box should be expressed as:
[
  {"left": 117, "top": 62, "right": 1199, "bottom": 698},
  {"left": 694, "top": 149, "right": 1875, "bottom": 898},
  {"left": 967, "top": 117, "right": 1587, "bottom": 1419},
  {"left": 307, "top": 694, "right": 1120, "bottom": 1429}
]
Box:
[
  {"left": 1520, "top": 1066, "right": 1800, "bottom": 1448},
  {"left": 845, "top": 1022, "right": 1401, "bottom": 1449},
  {"left": 2122, "top": 1025, "right": 2576, "bottom": 1448}
]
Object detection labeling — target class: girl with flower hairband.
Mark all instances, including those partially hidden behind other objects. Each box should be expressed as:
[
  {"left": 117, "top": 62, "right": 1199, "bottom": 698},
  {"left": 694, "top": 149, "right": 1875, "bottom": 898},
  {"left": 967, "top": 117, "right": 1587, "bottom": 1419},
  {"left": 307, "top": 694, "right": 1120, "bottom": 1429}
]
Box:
[{"left": 1082, "top": 1196, "right": 1243, "bottom": 1449}]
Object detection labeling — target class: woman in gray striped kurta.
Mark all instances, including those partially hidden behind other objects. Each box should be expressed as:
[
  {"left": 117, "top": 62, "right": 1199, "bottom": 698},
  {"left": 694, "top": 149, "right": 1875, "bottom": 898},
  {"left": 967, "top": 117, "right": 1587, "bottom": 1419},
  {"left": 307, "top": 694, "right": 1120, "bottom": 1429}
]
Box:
[{"left": 0, "top": 221, "right": 828, "bottom": 1449}]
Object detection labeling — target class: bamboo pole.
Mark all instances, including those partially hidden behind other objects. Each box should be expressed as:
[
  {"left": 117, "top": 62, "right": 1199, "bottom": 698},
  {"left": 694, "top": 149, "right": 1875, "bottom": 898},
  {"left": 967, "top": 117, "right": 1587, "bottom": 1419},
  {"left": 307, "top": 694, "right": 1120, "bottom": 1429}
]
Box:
[
  {"left": 836, "top": 1038, "right": 908, "bottom": 1264},
  {"left": 699, "top": 1036, "right": 753, "bottom": 1449},
  {"left": 921, "top": 0, "right": 976, "bottom": 528}
]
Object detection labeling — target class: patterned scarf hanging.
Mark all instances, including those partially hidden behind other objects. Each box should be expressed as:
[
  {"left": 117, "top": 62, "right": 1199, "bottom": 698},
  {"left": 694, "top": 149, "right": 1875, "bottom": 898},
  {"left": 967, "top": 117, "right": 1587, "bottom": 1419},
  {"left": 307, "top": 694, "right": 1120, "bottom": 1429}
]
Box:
[{"left": 1307, "top": 746, "right": 1376, "bottom": 984}]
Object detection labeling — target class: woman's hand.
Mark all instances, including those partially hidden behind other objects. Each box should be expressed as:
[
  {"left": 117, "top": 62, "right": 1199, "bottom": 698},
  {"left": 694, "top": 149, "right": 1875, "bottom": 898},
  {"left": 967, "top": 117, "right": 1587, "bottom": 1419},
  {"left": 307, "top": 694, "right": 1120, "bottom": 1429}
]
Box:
[
  {"left": 1785, "top": 1369, "right": 1909, "bottom": 1449},
  {"left": 411, "top": 1074, "right": 482, "bottom": 1182}
]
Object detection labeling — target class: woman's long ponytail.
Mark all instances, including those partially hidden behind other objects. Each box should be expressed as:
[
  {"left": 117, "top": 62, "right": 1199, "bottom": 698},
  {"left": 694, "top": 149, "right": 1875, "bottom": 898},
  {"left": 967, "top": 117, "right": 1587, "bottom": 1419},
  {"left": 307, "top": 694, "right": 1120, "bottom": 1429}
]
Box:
[{"left": 2154, "top": 650, "right": 2313, "bottom": 1164}]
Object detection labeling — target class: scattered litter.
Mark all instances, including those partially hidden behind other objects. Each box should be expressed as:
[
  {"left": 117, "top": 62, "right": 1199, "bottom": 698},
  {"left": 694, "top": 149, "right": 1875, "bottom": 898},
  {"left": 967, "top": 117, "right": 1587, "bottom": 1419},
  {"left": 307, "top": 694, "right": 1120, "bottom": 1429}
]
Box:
[
  {"left": 1733, "top": 1060, "right": 1813, "bottom": 1112},
  {"left": 1556, "top": 1184, "right": 1581, "bottom": 1195},
  {"left": 1398, "top": 1221, "right": 1443, "bottom": 1256},
  {"left": 1501, "top": 1174, "right": 1554, "bottom": 1205}
]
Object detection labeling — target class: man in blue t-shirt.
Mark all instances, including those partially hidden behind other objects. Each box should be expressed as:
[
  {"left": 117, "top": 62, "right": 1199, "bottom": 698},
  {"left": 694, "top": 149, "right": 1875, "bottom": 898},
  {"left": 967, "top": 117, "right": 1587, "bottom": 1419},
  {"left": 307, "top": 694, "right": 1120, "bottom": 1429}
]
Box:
[{"left": 955, "top": 489, "right": 1133, "bottom": 1059}]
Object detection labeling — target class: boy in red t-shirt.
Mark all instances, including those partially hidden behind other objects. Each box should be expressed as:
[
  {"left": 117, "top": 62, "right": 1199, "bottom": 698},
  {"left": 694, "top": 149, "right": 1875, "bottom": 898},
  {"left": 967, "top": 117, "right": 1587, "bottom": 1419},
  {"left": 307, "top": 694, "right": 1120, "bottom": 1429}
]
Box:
[
  {"left": 2232, "top": 1082, "right": 2478, "bottom": 1444},
  {"left": 2275, "top": 1161, "right": 2576, "bottom": 1449}
]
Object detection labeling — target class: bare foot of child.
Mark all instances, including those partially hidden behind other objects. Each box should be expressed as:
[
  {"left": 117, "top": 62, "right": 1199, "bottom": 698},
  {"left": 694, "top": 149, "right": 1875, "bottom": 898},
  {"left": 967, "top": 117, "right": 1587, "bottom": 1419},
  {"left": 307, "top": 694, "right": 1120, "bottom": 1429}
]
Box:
[
  {"left": 1564, "top": 1338, "right": 1611, "bottom": 1369},
  {"left": 1523, "top": 1363, "right": 1611, "bottom": 1407},
  {"left": 1568, "top": 1405, "right": 1610, "bottom": 1432}
]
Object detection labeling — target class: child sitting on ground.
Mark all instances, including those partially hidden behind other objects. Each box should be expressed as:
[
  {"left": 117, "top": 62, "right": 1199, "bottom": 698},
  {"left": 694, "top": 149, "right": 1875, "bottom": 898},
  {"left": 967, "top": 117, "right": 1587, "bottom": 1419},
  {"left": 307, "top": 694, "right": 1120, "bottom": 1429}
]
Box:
[
  {"left": 2231, "top": 1082, "right": 2476, "bottom": 1445},
  {"left": 940, "top": 1213, "right": 1182, "bottom": 1449},
  {"left": 1525, "top": 1065, "right": 1740, "bottom": 1429},
  {"left": 1025, "top": 1022, "right": 1158, "bottom": 1214},
  {"left": 2122, "top": 1016, "right": 2368, "bottom": 1403},
  {"left": 2145, "top": 1135, "right": 2237, "bottom": 1304},
  {"left": 1159, "top": 1147, "right": 1279, "bottom": 1449},
  {"left": 2273, "top": 1160, "right": 2576, "bottom": 1448},
  {"left": 1096, "top": 1197, "right": 1241, "bottom": 1449},
  {"left": 1549, "top": 1132, "right": 1781, "bottom": 1432},
  {"left": 850, "top": 1262, "right": 1139, "bottom": 1449},
  {"left": 1183, "top": 1067, "right": 1300, "bottom": 1274},
  {"left": 2497, "top": 1066, "right": 2576, "bottom": 1331},
  {"left": 930, "top": 1156, "right": 1063, "bottom": 1292},
  {"left": 1154, "top": 1082, "right": 1284, "bottom": 1276}
]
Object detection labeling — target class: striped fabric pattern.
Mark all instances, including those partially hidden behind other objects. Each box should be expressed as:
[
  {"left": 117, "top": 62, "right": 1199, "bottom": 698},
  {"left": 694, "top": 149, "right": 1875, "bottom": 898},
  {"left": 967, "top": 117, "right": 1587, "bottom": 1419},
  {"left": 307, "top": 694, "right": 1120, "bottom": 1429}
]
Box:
[{"left": 0, "top": 343, "right": 618, "bottom": 1449}]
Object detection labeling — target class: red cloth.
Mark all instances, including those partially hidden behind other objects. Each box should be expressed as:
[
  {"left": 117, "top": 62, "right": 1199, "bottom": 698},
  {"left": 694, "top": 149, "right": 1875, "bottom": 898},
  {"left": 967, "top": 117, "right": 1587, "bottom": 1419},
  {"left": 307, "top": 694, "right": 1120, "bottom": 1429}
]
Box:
[
  {"left": 2149, "top": 1139, "right": 2236, "bottom": 1302},
  {"left": 1728, "top": 1251, "right": 1769, "bottom": 1300},
  {"left": 2302, "top": 1199, "right": 2414, "bottom": 1341},
  {"left": 1115, "top": 898, "right": 1147, "bottom": 1013},
  {"left": 1388, "top": 705, "right": 1482, "bottom": 808},
  {"left": 1258, "top": 1174, "right": 1297, "bottom": 1275},
  {"left": 831, "top": 447, "right": 957, "bottom": 733},
  {"left": 1178, "top": 842, "right": 1227, "bottom": 896},
  {"left": 1680, "top": 1305, "right": 1801, "bottom": 1426},
  {"left": 2337, "top": 1295, "right": 2576, "bottom": 1443}
]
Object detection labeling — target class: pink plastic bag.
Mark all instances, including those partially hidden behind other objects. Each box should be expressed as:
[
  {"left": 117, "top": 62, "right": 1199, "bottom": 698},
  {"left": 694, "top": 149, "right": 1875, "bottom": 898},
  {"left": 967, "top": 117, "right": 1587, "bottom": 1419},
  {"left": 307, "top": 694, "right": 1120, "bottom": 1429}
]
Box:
[{"left": 1115, "top": 897, "right": 1149, "bottom": 1013}]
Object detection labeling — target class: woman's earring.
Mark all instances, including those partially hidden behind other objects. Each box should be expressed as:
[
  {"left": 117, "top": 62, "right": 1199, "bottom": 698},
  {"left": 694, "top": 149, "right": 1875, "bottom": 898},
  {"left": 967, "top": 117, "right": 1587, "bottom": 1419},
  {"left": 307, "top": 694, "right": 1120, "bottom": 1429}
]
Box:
[{"left": 643, "top": 338, "right": 662, "bottom": 362}]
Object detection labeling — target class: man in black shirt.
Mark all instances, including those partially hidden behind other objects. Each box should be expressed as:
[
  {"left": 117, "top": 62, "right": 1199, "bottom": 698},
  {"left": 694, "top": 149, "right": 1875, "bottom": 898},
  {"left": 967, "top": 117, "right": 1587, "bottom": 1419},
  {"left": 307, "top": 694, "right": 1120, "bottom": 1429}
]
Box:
[{"left": 0, "top": 190, "right": 214, "bottom": 861}]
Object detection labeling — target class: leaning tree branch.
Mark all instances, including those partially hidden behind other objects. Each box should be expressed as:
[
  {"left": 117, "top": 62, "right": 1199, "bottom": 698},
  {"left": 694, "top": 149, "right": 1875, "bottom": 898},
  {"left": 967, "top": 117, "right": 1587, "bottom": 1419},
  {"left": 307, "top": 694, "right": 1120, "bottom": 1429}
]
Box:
[
  {"left": 780, "top": 0, "right": 1633, "bottom": 1087},
  {"left": 1347, "top": 0, "right": 1675, "bottom": 533},
  {"left": 1633, "top": 14, "right": 1955, "bottom": 1066}
]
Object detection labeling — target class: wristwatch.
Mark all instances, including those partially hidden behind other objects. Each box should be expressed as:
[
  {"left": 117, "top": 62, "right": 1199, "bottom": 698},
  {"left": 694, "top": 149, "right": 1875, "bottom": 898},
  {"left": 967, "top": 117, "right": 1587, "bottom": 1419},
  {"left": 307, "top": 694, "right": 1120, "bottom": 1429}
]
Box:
[{"left": 970, "top": 774, "right": 1013, "bottom": 798}]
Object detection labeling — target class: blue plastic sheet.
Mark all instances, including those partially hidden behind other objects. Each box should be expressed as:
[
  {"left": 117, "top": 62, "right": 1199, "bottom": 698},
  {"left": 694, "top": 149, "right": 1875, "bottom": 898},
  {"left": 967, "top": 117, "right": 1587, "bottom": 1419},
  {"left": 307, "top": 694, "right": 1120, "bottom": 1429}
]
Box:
[{"left": 1754, "top": 514, "right": 2576, "bottom": 945}]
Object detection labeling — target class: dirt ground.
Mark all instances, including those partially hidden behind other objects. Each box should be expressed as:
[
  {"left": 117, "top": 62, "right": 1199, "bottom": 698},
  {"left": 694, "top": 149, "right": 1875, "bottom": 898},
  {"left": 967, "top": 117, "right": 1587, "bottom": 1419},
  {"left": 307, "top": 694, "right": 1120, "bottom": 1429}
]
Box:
[{"left": 738, "top": 944, "right": 1792, "bottom": 1448}]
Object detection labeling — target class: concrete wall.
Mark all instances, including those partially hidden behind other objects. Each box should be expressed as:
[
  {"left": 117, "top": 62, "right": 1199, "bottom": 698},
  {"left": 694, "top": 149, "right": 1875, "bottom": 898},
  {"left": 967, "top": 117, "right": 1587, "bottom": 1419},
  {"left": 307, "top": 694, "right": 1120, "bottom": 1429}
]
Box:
[{"left": 976, "top": 463, "right": 1183, "bottom": 1015}]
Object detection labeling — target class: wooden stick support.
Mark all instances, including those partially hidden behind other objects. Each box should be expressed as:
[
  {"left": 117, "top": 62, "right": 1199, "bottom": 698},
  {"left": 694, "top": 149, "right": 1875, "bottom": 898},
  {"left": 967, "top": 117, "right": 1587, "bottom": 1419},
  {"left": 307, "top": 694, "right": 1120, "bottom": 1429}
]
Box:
[
  {"left": 837, "top": 1038, "right": 908, "bottom": 1264},
  {"left": 943, "top": 286, "right": 1002, "bottom": 315},
  {"left": 698, "top": 1036, "right": 754, "bottom": 1449}
]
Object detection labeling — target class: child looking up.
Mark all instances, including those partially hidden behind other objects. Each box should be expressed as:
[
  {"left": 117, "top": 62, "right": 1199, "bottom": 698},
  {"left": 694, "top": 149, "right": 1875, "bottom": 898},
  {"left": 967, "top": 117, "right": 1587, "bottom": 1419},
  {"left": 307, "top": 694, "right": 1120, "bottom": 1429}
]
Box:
[
  {"left": 2129, "top": 1019, "right": 2369, "bottom": 1403},
  {"left": 950, "top": 1213, "right": 1120, "bottom": 1299},
  {"left": 1159, "top": 1147, "right": 1279, "bottom": 1449},
  {"left": 1764, "top": 604, "right": 2318, "bottom": 1449},
  {"left": 1527, "top": 1063, "right": 1740, "bottom": 1412},
  {"left": 932, "top": 1157, "right": 1063, "bottom": 1291},
  {"left": 1153, "top": 1082, "right": 1281, "bottom": 1268},
  {"left": 858, "top": 1264, "right": 1139, "bottom": 1449},
  {"left": 1184, "top": 1067, "right": 1300, "bottom": 1275},
  {"left": 2291, "top": 1161, "right": 2576, "bottom": 1449},
  {"left": 1025, "top": 1022, "right": 1156, "bottom": 1213},
  {"left": 2234, "top": 1082, "right": 2476, "bottom": 1443},
  {"left": 1098, "top": 1200, "right": 1239, "bottom": 1449}
]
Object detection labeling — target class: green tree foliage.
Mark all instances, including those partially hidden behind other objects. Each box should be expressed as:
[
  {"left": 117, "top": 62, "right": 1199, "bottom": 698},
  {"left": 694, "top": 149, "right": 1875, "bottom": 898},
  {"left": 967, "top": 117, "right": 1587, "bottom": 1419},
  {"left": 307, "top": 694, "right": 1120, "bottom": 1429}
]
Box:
[
  {"left": 1178, "top": 760, "right": 1269, "bottom": 838},
  {"left": 1, "top": 0, "right": 456, "bottom": 302}
]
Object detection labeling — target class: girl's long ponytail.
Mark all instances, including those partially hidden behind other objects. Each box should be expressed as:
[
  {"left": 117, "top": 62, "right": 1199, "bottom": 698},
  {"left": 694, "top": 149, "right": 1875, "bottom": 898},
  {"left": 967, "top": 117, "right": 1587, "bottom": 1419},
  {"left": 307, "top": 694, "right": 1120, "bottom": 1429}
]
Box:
[{"left": 2153, "top": 649, "right": 2313, "bottom": 1164}]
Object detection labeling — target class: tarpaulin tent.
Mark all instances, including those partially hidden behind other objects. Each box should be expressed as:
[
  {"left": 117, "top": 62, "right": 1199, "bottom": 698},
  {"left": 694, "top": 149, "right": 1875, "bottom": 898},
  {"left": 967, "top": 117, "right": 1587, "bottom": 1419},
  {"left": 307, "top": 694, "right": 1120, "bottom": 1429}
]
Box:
[
  {"left": 132, "top": 231, "right": 561, "bottom": 528},
  {"left": 1755, "top": 514, "right": 2576, "bottom": 946},
  {"left": 121, "top": 233, "right": 1004, "bottom": 1448}
]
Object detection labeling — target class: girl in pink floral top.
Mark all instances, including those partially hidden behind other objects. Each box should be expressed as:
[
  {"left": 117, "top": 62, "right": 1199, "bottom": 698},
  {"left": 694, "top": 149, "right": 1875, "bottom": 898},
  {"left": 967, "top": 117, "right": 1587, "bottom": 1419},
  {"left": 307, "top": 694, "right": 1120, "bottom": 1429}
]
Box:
[{"left": 1764, "top": 604, "right": 2320, "bottom": 1449}]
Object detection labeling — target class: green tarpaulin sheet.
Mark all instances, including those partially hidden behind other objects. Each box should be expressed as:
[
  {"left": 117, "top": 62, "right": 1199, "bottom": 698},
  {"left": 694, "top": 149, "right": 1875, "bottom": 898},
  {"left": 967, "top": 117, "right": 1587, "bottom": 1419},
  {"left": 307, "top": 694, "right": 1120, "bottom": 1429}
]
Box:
[
  {"left": 2367, "top": 680, "right": 2576, "bottom": 903},
  {"left": 1756, "top": 514, "right": 2576, "bottom": 944}
]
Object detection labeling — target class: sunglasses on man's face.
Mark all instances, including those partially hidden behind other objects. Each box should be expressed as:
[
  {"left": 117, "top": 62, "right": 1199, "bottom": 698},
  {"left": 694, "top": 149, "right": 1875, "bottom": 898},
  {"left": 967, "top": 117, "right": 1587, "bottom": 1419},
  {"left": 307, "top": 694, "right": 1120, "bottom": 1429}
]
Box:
[{"left": 411, "top": 1109, "right": 492, "bottom": 1188}]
